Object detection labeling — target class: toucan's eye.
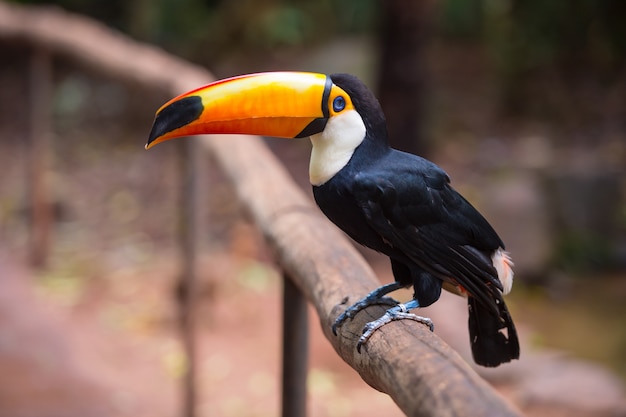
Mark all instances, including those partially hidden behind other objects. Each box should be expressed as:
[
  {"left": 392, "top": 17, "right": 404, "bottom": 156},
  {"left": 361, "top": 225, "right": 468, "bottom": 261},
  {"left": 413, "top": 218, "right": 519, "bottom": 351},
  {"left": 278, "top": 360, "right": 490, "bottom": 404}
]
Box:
[{"left": 333, "top": 96, "right": 346, "bottom": 113}]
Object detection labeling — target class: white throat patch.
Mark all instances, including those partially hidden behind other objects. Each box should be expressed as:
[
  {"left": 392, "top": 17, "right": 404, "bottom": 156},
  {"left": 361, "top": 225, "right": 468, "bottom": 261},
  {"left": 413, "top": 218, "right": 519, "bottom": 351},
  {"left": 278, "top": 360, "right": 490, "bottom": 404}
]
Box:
[{"left": 308, "top": 110, "right": 366, "bottom": 186}]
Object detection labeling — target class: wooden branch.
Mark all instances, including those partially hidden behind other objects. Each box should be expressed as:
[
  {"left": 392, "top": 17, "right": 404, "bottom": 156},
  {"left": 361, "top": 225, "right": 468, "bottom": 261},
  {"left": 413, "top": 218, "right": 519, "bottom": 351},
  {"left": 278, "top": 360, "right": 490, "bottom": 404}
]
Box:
[{"left": 0, "top": 3, "right": 521, "bottom": 416}]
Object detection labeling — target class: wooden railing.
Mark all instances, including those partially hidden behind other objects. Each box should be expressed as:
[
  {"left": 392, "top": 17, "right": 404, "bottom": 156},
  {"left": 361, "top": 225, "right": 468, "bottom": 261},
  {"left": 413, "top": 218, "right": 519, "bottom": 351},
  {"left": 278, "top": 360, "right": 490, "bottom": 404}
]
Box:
[{"left": 0, "top": 3, "right": 521, "bottom": 416}]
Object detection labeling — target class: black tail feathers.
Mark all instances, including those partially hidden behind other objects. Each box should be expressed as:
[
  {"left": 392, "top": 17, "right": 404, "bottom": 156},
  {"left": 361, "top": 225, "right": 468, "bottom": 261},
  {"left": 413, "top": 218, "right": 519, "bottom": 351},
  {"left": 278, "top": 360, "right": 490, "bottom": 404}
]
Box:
[{"left": 468, "top": 297, "right": 520, "bottom": 367}]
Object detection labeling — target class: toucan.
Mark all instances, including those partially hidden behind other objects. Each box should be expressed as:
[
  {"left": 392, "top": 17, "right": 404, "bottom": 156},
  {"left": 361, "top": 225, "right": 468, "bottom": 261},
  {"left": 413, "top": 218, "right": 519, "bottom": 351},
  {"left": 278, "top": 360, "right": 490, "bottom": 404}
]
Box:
[{"left": 147, "top": 72, "right": 520, "bottom": 367}]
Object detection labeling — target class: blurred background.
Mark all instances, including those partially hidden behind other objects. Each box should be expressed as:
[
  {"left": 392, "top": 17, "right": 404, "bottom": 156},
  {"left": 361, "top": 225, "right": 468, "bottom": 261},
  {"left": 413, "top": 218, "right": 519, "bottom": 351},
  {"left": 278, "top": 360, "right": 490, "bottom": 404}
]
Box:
[{"left": 0, "top": 0, "right": 625, "bottom": 416}]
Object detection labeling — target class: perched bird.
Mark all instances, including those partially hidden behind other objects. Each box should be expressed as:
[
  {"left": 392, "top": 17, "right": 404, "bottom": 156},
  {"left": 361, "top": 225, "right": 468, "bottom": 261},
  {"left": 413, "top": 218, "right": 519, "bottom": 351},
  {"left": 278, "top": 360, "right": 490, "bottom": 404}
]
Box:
[{"left": 147, "top": 72, "right": 520, "bottom": 367}]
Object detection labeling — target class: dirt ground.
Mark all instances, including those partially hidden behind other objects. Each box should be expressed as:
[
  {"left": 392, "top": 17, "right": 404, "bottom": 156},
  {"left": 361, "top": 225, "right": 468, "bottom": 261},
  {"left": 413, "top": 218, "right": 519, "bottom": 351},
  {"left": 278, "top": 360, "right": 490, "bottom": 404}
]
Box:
[
  {"left": 0, "top": 244, "right": 411, "bottom": 417},
  {"left": 0, "top": 135, "right": 416, "bottom": 417},
  {"left": 1, "top": 135, "right": 625, "bottom": 417}
]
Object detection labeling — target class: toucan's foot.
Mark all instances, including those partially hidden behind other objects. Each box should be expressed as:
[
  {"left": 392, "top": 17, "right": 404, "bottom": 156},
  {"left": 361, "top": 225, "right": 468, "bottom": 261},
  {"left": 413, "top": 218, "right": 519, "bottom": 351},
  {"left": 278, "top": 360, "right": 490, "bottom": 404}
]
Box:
[
  {"left": 356, "top": 300, "right": 434, "bottom": 352},
  {"left": 332, "top": 297, "right": 399, "bottom": 335},
  {"left": 332, "top": 282, "right": 404, "bottom": 335}
]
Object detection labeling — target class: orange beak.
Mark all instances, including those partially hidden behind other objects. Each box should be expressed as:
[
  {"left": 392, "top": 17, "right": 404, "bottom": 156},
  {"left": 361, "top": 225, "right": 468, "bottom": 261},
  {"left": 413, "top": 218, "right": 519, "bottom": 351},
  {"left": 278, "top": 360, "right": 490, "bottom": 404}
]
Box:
[{"left": 146, "top": 72, "right": 335, "bottom": 149}]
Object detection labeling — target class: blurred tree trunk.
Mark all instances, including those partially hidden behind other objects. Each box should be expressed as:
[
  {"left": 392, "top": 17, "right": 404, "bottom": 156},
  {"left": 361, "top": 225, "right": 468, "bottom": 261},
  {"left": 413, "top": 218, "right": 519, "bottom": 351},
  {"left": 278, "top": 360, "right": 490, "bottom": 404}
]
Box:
[
  {"left": 377, "top": 0, "right": 433, "bottom": 157},
  {"left": 28, "top": 47, "right": 53, "bottom": 268}
]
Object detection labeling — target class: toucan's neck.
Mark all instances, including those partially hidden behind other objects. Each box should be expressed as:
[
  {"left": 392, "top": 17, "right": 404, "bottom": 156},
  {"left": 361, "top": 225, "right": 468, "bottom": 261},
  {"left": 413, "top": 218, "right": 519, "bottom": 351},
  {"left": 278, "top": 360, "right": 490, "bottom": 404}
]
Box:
[
  {"left": 309, "top": 110, "right": 366, "bottom": 186},
  {"left": 309, "top": 112, "right": 391, "bottom": 186}
]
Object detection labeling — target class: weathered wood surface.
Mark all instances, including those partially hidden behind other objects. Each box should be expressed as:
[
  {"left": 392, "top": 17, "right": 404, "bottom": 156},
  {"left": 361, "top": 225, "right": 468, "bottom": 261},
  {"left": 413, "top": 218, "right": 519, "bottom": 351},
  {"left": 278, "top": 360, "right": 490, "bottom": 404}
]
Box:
[{"left": 0, "top": 3, "right": 521, "bottom": 416}]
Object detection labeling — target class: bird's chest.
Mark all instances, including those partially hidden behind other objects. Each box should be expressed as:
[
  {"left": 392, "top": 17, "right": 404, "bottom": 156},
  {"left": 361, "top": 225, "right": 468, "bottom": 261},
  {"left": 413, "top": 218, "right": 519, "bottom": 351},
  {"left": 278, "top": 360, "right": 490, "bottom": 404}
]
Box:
[{"left": 312, "top": 174, "right": 390, "bottom": 254}]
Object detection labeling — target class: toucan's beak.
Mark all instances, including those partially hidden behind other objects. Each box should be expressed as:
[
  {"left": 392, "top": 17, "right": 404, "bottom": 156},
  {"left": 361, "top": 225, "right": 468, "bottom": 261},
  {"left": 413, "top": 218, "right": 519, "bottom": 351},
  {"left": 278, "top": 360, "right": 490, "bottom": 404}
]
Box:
[{"left": 146, "top": 72, "right": 334, "bottom": 149}]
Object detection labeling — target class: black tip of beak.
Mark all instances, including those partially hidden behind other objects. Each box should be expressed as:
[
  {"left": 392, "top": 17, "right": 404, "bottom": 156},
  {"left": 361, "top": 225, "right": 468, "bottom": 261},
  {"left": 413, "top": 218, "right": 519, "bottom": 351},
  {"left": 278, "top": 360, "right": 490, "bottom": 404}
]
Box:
[{"left": 146, "top": 95, "right": 204, "bottom": 146}]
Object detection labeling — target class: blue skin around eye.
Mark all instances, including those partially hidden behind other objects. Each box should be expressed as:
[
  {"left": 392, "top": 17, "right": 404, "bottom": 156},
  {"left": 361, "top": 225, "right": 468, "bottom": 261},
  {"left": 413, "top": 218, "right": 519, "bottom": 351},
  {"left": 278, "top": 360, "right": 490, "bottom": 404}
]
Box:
[{"left": 333, "top": 96, "right": 346, "bottom": 112}]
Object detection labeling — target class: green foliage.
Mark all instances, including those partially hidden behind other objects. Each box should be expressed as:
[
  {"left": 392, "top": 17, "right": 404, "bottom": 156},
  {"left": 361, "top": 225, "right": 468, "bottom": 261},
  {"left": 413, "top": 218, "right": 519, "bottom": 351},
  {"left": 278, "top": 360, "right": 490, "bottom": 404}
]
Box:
[
  {"left": 439, "top": 0, "right": 483, "bottom": 40},
  {"left": 11, "top": 0, "right": 375, "bottom": 65},
  {"left": 438, "top": 0, "right": 626, "bottom": 116},
  {"left": 15, "top": 0, "right": 127, "bottom": 29},
  {"left": 438, "top": 0, "right": 626, "bottom": 73},
  {"left": 15, "top": 0, "right": 626, "bottom": 81},
  {"left": 247, "top": 5, "right": 313, "bottom": 47},
  {"left": 13, "top": 0, "right": 626, "bottom": 120},
  {"left": 484, "top": 0, "right": 626, "bottom": 79},
  {"left": 553, "top": 232, "right": 614, "bottom": 273}
]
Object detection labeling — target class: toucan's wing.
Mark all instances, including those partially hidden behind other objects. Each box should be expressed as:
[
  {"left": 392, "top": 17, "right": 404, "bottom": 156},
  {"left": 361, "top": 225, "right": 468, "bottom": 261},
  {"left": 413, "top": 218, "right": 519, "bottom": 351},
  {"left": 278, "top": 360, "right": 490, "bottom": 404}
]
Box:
[{"left": 352, "top": 158, "right": 505, "bottom": 314}]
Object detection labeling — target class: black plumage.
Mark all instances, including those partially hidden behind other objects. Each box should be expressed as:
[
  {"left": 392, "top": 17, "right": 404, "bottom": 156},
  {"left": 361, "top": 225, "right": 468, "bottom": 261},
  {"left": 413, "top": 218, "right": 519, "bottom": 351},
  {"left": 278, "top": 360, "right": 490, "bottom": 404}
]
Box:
[{"left": 316, "top": 74, "right": 519, "bottom": 367}]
